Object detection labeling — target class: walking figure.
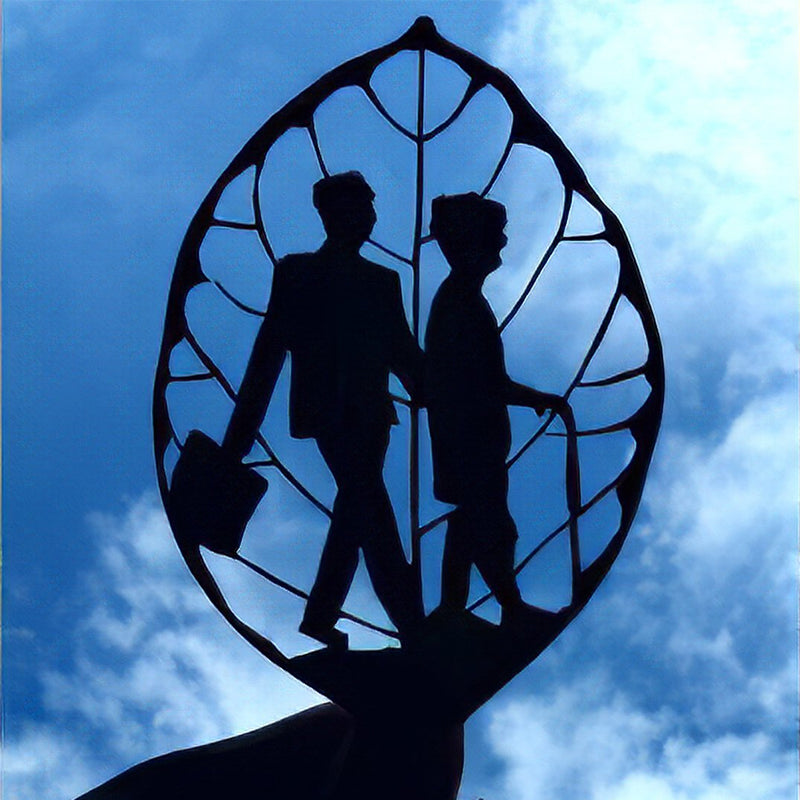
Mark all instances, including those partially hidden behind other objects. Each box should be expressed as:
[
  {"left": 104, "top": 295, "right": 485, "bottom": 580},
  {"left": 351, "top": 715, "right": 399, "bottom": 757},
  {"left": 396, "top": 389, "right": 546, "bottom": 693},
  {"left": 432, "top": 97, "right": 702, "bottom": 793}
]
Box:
[
  {"left": 223, "top": 172, "right": 424, "bottom": 648},
  {"left": 425, "top": 193, "right": 571, "bottom": 621}
]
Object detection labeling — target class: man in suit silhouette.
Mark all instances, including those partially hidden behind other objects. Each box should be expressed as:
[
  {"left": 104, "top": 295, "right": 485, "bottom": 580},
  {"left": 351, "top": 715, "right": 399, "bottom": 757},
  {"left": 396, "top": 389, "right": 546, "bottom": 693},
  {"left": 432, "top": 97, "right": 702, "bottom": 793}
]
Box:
[
  {"left": 425, "top": 193, "right": 569, "bottom": 622},
  {"left": 223, "top": 172, "right": 423, "bottom": 647}
]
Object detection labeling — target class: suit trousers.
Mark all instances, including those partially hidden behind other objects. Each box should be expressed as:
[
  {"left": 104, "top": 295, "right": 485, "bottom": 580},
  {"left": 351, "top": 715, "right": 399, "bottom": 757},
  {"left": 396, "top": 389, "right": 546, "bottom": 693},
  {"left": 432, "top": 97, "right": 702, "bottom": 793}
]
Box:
[{"left": 303, "top": 422, "right": 418, "bottom": 634}]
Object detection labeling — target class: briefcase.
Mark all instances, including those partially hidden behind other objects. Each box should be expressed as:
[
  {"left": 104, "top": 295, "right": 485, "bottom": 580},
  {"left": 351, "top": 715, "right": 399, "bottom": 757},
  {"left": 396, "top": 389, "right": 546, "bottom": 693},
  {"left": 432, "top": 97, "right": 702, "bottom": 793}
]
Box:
[{"left": 169, "top": 429, "right": 268, "bottom": 556}]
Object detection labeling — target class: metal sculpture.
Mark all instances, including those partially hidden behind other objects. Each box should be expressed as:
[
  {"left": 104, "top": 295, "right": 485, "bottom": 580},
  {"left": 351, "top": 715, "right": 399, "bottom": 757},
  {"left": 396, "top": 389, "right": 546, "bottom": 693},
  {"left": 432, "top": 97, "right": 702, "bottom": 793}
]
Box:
[{"left": 81, "top": 16, "right": 663, "bottom": 800}]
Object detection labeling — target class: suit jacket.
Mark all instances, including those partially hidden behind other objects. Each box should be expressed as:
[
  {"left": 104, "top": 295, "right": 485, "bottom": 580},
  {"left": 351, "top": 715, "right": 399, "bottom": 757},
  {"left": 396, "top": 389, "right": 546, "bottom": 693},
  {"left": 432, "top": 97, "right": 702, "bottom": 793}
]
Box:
[{"left": 230, "top": 246, "right": 421, "bottom": 448}]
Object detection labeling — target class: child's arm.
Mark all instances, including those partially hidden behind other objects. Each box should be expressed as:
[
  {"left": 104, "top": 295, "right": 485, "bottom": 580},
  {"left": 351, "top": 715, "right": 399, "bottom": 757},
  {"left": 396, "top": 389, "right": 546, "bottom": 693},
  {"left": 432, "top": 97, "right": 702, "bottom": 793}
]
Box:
[
  {"left": 389, "top": 271, "right": 425, "bottom": 404},
  {"left": 505, "top": 379, "right": 568, "bottom": 416}
]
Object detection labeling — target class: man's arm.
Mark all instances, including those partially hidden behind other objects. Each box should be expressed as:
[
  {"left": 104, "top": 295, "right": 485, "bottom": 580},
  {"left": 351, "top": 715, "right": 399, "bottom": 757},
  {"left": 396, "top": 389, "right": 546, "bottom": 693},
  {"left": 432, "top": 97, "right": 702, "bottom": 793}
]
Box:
[
  {"left": 222, "top": 266, "right": 289, "bottom": 461},
  {"left": 388, "top": 272, "right": 424, "bottom": 403},
  {"left": 222, "top": 320, "right": 286, "bottom": 461}
]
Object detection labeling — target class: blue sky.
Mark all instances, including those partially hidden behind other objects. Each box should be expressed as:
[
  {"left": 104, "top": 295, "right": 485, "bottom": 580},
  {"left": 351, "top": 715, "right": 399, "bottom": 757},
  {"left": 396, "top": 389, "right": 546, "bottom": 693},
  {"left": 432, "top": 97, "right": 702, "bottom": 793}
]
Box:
[{"left": 3, "top": 2, "right": 798, "bottom": 799}]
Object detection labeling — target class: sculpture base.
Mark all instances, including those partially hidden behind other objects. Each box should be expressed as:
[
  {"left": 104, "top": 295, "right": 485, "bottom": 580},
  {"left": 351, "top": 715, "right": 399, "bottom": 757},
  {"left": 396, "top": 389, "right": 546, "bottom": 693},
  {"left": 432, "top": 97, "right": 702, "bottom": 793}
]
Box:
[
  {"left": 77, "top": 702, "right": 463, "bottom": 800},
  {"left": 291, "top": 605, "right": 566, "bottom": 721}
]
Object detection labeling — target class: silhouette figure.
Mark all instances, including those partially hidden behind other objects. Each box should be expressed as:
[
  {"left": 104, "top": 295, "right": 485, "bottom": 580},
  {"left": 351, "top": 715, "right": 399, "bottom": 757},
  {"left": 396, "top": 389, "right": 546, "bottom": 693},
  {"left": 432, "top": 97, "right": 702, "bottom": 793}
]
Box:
[
  {"left": 223, "top": 172, "right": 424, "bottom": 647},
  {"left": 425, "top": 193, "right": 568, "bottom": 621}
]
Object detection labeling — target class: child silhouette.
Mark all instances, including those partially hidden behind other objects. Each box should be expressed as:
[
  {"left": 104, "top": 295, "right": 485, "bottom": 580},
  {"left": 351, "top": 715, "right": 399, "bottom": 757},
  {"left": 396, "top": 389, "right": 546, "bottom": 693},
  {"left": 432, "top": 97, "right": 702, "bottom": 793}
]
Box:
[{"left": 425, "top": 193, "right": 568, "bottom": 622}]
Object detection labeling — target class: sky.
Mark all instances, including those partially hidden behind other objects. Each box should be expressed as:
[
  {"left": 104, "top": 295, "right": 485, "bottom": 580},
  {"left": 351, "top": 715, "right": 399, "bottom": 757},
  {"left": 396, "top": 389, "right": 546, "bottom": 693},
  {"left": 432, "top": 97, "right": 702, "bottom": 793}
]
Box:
[{"left": 2, "top": 2, "right": 798, "bottom": 799}]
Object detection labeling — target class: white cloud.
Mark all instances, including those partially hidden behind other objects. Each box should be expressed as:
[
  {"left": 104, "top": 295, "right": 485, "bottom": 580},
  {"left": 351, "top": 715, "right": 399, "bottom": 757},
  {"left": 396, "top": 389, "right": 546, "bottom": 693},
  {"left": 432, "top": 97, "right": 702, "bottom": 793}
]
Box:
[
  {"left": 491, "top": 0, "right": 798, "bottom": 422},
  {"left": 460, "top": 335, "right": 796, "bottom": 797},
  {"left": 484, "top": 678, "right": 796, "bottom": 800},
  {"left": 494, "top": 0, "right": 798, "bottom": 247},
  {"left": 5, "top": 6, "right": 797, "bottom": 799},
  {"left": 646, "top": 388, "right": 797, "bottom": 588},
  {"left": 464, "top": 9, "right": 799, "bottom": 795},
  {"left": 3, "top": 495, "right": 321, "bottom": 800},
  {"left": 546, "top": 386, "right": 793, "bottom": 714},
  {"left": 2, "top": 729, "right": 98, "bottom": 800},
  {"left": 636, "top": 386, "right": 797, "bottom": 731}
]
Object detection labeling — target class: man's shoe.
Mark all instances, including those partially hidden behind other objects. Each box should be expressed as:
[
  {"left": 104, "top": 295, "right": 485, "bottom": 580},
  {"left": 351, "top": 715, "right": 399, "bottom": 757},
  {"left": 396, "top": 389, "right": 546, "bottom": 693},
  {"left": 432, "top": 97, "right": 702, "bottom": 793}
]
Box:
[{"left": 299, "top": 620, "right": 349, "bottom": 650}]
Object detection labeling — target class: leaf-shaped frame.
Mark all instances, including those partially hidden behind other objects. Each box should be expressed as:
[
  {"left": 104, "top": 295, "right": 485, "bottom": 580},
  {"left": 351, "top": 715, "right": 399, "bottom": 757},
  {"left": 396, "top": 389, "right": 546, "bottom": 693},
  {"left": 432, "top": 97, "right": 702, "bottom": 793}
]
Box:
[{"left": 153, "top": 17, "right": 664, "bottom": 718}]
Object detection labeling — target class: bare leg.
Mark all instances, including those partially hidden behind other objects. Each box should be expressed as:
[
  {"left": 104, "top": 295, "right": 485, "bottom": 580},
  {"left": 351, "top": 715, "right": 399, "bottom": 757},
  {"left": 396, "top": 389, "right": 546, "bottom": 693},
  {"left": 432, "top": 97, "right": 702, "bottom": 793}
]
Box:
[
  {"left": 440, "top": 509, "right": 471, "bottom": 611},
  {"left": 474, "top": 532, "right": 522, "bottom": 611},
  {"left": 464, "top": 493, "right": 524, "bottom": 616}
]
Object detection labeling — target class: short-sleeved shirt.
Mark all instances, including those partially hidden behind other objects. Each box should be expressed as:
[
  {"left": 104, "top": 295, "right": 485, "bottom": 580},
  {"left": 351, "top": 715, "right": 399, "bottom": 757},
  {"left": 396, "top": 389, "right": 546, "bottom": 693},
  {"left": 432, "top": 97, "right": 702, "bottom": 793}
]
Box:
[{"left": 425, "top": 276, "right": 511, "bottom": 504}]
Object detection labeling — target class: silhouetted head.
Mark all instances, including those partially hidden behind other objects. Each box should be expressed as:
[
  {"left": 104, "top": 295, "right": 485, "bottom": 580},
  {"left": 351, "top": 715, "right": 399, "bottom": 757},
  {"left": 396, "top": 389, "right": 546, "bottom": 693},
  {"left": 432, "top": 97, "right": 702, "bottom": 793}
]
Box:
[
  {"left": 430, "top": 193, "right": 508, "bottom": 281},
  {"left": 313, "top": 171, "right": 377, "bottom": 247}
]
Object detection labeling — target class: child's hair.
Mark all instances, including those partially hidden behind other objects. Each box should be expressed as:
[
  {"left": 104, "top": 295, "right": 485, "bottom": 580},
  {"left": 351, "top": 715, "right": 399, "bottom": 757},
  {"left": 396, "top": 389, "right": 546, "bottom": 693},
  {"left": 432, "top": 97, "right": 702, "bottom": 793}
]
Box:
[{"left": 429, "top": 192, "right": 506, "bottom": 249}]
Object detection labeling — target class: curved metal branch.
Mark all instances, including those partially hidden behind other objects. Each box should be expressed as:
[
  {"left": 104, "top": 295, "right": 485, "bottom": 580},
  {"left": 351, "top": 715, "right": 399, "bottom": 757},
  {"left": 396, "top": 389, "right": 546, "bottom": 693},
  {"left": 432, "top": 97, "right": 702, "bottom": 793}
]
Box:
[
  {"left": 565, "top": 287, "right": 623, "bottom": 395},
  {"left": 253, "top": 431, "right": 333, "bottom": 519},
  {"left": 211, "top": 219, "right": 257, "bottom": 231},
  {"left": 164, "top": 413, "right": 184, "bottom": 453},
  {"left": 579, "top": 364, "right": 646, "bottom": 387},
  {"left": 409, "top": 48, "right": 425, "bottom": 587},
  {"left": 307, "top": 118, "right": 329, "bottom": 178},
  {"left": 546, "top": 413, "right": 640, "bottom": 438},
  {"left": 562, "top": 232, "right": 607, "bottom": 242},
  {"left": 560, "top": 405, "right": 582, "bottom": 596},
  {"left": 252, "top": 160, "right": 278, "bottom": 265},
  {"left": 212, "top": 280, "right": 266, "bottom": 317},
  {"left": 168, "top": 371, "right": 214, "bottom": 383},
  {"left": 499, "top": 188, "right": 572, "bottom": 332},
  {"left": 419, "top": 508, "right": 453, "bottom": 537},
  {"left": 505, "top": 286, "right": 626, "bottom": 470},
  {"left": 480, "top": 133, "right": 514, "bottom": 198},
  {"left": 367, "top": 238, "right": 414, "bottom": 266},
  {"left": 182, "top": 326, "right": 332, "bottom": 519},
  {"left": 362, "top": 83, "right": 416, "bottom": 141},
  {"left": 234, "top": 554, "right": 398, "bottom": 638},
  {"left": 506, "top": 409, "right": 558, "bottom": 469},
  {"left": 422, "top": 78, "right": 483, "bottom": 141}
]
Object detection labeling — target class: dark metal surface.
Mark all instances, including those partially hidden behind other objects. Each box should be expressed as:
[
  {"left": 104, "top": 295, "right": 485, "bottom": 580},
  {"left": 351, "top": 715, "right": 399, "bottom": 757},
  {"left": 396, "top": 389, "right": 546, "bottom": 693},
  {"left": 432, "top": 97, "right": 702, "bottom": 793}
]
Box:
[{"left": 142, "top": 15, "right": 664, "bottom": 800}]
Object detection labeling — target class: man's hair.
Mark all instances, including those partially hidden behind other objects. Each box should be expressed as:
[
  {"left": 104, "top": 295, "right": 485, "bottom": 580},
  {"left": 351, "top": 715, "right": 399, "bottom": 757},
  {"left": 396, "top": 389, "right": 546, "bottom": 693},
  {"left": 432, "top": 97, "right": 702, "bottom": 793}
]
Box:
[
  {"left": 312, "top": 171, "right": 375, "bottom": 216},
  {"left": 429, "top": 193, "right": 506, "bottom": 246}
]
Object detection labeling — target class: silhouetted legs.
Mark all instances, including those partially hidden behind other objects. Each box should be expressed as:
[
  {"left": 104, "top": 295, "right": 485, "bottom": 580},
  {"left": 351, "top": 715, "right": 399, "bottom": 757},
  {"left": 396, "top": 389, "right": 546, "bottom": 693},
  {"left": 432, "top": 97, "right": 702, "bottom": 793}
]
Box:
[
  {"left": 440, "top": 520, "right": 471, "bottom": 611},
  {"left": 440, "top": 477, "right": 524, "bottom": 616},
  {"left": 301, "top": 424, "right": 422, "bottom": 643}
]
